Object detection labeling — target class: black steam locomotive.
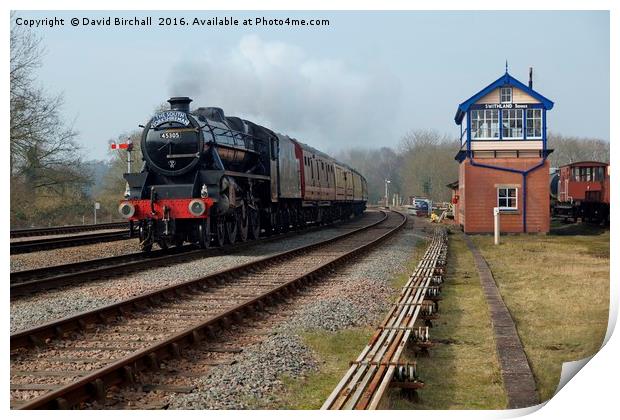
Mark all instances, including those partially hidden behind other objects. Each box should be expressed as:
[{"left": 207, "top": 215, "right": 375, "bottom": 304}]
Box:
[{"left": 119, "top": 97, "right": 368, "bottom": 251}]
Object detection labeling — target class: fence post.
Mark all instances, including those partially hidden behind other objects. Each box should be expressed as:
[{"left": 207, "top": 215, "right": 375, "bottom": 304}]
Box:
[{"left": 493, "top": 207, "right": 500, "bottom": 245}]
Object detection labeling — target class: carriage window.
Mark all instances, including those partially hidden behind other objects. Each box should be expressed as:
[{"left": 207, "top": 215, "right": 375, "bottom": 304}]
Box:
[
  {"left": 595, "top": 167, "right": 604, "bottom": 181},
  {"left": 572, "top": 166, "right": 605, "bottom": 182}
]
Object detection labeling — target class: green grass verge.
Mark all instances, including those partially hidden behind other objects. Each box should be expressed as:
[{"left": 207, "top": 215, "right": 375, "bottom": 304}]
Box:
[
  {"left": 472, "top": 227, "right": 609, "bottom": 402},
  {"left": 277, "top": 328, "right": 374, "bottom": 409}
]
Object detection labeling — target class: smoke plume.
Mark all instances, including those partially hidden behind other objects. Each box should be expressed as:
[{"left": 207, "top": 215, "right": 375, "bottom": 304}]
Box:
[{"left": 168, "top": 35, "right": 401, "bottom": 152}]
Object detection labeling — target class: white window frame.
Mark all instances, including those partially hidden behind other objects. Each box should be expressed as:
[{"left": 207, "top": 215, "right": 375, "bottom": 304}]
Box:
[
  {"left": 500, "top": 87, "right": 512, "bottom": 103},
  {"left": 502, "top": 109, "right": 524, "bottom": 139},
  {"left": 471, "top": 109, "right": 499, "bottom": 139},
  {"left": 497, "top": 187, "right": 518, "bottom": 211},
  {"left": 526, "top": 108, "right": 543, "bottom": 139}
]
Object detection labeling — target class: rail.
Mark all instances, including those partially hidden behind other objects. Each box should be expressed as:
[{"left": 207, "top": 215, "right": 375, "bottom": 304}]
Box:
[
  {"left": 10, "top": 222, "right": 129, "bottom": 239},
  {"left": 10, "top": 231, "right": 131, "bottom": 255},
  {"left": 11, "top": 213, "right": 375, "bottom": 297},
  {"left": 10, "top": 211, "right": 406, "bottom": 409}
]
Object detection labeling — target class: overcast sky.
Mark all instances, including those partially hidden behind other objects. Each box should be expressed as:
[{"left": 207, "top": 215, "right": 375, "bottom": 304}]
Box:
[{"left": 14, "top": 10, "right": 609, "bottom": 161}]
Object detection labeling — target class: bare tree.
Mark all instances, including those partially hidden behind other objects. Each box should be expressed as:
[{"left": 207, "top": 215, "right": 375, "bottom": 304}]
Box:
[
  {"left": 10, "top": 18, "right": 92, "bottom": 226},
  {"left": 398, "top": 130, "right": 459, "bottom": 202},
  {"left": 548, "top": 132, "right": 610, "bottom": 168}
]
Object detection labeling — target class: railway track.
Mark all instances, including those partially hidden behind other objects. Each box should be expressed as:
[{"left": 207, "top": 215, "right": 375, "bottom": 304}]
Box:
[
  {"left": 11, "top": 214, "right": 372, "bottom": 298},
  {"left": 11, "top": 222, "right": 129, "bottom": 239},
  {"left": 10, "top": 231, "right": 131, "bottom": 255},
  {"left": 10, "top": 247, "right": 192, "bottom": 297},
  {"left": 10, "top": 210, "right": 406, "bottom": 409},
  {"left": 322, "top": 227, "right": 448, "bottom": 410}
]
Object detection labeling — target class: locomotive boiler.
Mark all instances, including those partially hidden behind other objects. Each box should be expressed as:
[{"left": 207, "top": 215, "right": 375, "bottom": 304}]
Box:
[{"left": 119, "top": 97, "right": 368, "bottom": 251}]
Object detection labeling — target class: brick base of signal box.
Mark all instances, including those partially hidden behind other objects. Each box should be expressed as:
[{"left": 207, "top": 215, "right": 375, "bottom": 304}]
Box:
[{"left": 457, "top": 158, "right": 550, "bottom": 234}]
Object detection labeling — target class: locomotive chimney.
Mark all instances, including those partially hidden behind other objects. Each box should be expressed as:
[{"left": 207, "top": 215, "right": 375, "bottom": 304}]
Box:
[
  {"left": 168, "top": 97, "right": 192, "bottom": 113},
  {"left": 528, "top": 67, "right": 533, "bottom": 89}
]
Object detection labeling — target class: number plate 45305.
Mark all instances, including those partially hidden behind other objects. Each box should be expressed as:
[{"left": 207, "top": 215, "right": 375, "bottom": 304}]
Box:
[{"left": 160, "top": 131, "right": 181, "bottom": 139}]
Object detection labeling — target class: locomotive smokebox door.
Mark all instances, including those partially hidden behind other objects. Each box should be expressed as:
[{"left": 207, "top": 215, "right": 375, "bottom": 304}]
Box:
[{"left": 141, "top": 98, "right": 204, "bottom": 177}]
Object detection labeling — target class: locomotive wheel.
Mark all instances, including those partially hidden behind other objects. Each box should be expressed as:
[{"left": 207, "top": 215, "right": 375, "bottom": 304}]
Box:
[
  {"left": 249, "top": 208, "right": 261, "bottom": 239},
  {"left": 226, "top": 214, "right": 238, "bottom": 245},
  {"left": 212, "top": 216, "right": 226, "bottom": 247},
  {"left": 157, "top": 239, "right": 169, "bottom": 250},
  {"left": 198, "top": 219, "right": 210, "bottom": 249},
  {"left": 237, "top": 207, "right": 249, "bottom": 242}
]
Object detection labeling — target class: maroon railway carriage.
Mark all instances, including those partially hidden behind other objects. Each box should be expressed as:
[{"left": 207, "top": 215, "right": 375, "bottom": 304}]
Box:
[{"left": 553, "top": 161, "right": 610, "bottom": 223}]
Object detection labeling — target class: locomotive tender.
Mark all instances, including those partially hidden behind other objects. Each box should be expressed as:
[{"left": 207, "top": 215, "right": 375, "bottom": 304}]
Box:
[{"left": 119, "top": 97, "right": 368, "bottom": 251}]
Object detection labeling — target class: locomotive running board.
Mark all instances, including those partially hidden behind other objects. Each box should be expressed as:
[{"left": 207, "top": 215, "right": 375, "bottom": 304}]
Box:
[{"left": 223, "top": 170, "right": 270, "bottom": 181}]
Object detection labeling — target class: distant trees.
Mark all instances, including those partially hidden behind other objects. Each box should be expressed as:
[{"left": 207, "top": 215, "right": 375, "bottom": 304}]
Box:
[
  {"left": 547, "top": 133, "right": 610, "bottom": 168},
  {"left": 335, "top": 130, "right": 609, "bottom": 206},
  {"left": 10, "top": 20, "right": 92, "bottom": 227},
  {"left": 398, "top": 130, "right": 459, "bottom": 203},
  {"left": 336, "top": 147, "right": 402, "bottom": 204}
]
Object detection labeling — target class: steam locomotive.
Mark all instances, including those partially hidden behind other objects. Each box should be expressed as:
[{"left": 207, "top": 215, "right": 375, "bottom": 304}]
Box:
[{"left": 119, "top": 97, "right": 368, "bottom": 251}]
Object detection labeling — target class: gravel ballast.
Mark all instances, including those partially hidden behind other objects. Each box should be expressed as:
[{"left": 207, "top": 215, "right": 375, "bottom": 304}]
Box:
[
  {"left": 10, "top": 215, "right": 382, "bottom": 333},
  {"left": 170, "top": 334, "right": 317, "bottom": 410},
  {"left": 10, "top": 239, "right": 138, "bottom": 272}
]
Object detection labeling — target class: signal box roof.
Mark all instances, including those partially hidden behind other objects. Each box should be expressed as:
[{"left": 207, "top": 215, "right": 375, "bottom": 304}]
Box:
[{"left": 454, "top": 71, "right": 554, "bottom": 124}]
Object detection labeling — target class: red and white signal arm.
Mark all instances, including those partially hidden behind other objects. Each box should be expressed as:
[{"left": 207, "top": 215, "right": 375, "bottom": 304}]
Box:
[{"left": 110, "top": 140, "right": 133, "bottom": 151}]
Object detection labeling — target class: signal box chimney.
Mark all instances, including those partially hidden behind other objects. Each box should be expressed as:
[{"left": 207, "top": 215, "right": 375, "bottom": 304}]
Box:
[{"left": 528, "top": 67, "right": 533, "bottom": 89}]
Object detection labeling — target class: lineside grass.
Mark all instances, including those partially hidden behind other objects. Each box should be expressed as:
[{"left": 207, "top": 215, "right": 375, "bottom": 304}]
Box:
[
  {"left": 388, "top": 232, "right": 507, "bottom": 409},
  {"left": 471, "top": 225, "right": 609, "bottom": 402},
  {"left": 277, "top": 327, "right": 375, "bottom": 409}
]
